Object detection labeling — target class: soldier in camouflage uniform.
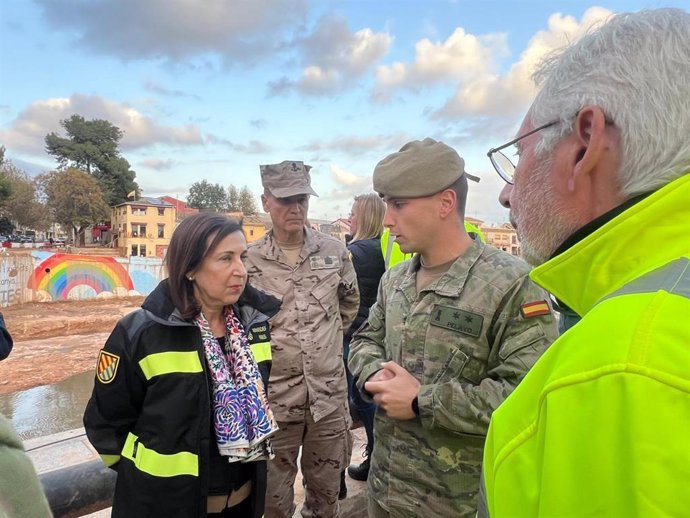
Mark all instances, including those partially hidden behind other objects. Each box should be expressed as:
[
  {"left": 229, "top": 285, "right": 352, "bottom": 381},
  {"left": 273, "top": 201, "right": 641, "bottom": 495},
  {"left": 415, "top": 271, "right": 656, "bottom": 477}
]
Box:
[
  {"left": 246, "top": 161, "right": 359, "bottom": 518},
  {"left": 348, "top": 139, "right": 558, "bottom": 518}
]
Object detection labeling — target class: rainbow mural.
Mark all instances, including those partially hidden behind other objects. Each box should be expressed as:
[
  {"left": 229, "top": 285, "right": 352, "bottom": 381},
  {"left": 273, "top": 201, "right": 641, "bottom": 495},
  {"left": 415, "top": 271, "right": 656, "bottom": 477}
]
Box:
[{"left": 28, "top": 254, "right": 135, "bottom": 300}]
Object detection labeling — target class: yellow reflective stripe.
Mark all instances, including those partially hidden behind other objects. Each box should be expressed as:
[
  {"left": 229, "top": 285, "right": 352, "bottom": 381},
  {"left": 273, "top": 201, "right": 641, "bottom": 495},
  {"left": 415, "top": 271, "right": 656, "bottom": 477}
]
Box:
[
  {"left": 250, "top": 341, "right": 272, "bottom": 362},
  {"left": 122, "top": 432, "right": 198, "bottom": 478},
  {"left": 100, "top": 454, "right": 120, "bottom": 467},
  {"left": 138, "top": 351, "right": 202, "bottom": 380}
]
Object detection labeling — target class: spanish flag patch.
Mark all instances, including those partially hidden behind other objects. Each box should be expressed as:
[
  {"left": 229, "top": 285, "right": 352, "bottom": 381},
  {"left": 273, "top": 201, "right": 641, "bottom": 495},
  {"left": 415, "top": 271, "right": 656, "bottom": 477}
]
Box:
[{"left": 520, "top": 300, "right": 551, "bottom": 318}]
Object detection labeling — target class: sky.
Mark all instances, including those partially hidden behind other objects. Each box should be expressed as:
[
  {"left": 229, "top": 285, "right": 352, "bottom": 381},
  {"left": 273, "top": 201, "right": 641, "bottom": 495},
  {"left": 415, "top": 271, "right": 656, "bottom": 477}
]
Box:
[{"left": 2, "top": 0, "right": 688, "bottom": 224}]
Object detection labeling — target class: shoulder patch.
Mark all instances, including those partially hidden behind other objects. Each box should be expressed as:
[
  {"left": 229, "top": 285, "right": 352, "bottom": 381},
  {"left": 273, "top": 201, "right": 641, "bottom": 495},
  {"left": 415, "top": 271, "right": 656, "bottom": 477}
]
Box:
[
  {"left": 97, "top": 350, "right": 120, "bottom": 384},
  {"left": 520, "top": 300, "right": 551, "bottom": 318}
]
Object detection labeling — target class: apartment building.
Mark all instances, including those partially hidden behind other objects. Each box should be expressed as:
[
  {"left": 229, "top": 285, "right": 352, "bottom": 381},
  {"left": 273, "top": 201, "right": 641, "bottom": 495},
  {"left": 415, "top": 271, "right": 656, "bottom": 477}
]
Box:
[
  {"left": 482, "top": 223, "right": 521, "bottom": 256},
  {"left": 111, "top": 197, "right": 176, "bottom": 257},
  {"left": 227, "top": 212, "right": 269, "bottom": 243}
]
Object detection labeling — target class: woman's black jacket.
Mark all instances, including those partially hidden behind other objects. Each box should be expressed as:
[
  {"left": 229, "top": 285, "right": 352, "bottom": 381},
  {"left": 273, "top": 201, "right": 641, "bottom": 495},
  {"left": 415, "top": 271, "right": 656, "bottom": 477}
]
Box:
[{"left": 83, "top": 280, "right": 280, "bottom": 517}]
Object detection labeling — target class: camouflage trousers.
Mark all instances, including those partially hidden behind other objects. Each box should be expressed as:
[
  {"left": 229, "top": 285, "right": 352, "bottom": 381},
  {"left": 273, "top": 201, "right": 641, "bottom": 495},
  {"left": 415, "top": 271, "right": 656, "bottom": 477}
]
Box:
[
  {"left": 265, "top": 407, "right": 349, "bottom": 518},
  {"left": 367, "top": 498, "right": 390, "bottom": 518},
  {"left": 368, "top": 494, "right": 476, "bottom": 518}
]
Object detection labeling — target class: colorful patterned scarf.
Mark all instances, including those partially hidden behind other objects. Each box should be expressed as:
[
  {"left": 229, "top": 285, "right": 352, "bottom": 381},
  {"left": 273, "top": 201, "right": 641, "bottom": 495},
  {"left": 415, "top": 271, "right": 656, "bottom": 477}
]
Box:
[{"left": 195, "top": 307, "right": 278, "bottom": 462}]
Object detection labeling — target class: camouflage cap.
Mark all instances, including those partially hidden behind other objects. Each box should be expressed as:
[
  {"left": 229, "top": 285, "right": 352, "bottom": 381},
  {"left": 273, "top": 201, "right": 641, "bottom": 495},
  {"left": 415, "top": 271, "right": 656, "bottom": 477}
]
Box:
[
  {"left": 260, "top": 161, "right": 319, "bottom": 198},
  {"left": 373, "top": 138, "right": 478, "bottom": 198}
]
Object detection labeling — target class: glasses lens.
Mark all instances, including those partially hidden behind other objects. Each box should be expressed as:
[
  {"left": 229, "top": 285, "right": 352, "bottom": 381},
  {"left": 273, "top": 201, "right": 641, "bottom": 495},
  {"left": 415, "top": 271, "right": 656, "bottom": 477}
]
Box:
[{"left": 492, "top": 150, "right": 515, "bottom": 183}]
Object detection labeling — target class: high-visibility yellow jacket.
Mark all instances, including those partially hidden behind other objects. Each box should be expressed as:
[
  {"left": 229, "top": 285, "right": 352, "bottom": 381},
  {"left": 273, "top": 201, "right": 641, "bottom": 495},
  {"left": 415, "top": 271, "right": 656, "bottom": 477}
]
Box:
[{"left": 481, "top": 174, "right": 690, "bottom": 518}]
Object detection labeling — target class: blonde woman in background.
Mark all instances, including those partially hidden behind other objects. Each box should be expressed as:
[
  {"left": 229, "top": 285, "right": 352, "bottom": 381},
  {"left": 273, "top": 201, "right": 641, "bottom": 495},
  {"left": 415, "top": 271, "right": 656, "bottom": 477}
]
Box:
[{"left": 343, "top": 193, "right": 386, "bottom": 485}]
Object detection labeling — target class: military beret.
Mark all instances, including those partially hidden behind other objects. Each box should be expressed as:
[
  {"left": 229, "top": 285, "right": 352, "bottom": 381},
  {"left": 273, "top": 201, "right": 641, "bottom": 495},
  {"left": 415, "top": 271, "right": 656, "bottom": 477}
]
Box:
[
  {"left": 260, "top": 160, "right": 319, "bottom": 198},
  {"left": 373, "top": 138, "right": 477, "bottom": 198}
]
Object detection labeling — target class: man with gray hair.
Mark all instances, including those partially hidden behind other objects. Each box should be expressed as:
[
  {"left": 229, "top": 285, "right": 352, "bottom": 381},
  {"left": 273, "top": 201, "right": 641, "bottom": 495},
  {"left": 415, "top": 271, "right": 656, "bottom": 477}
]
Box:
[
  {"left": 481, "top": 8, "right": 690, "bottom": 517},
  {"left": 245, "top": 161, "right": 359, "bottom": 518},
  {"left": 348, "top": 138, "right": 558, "bottom": 517}
]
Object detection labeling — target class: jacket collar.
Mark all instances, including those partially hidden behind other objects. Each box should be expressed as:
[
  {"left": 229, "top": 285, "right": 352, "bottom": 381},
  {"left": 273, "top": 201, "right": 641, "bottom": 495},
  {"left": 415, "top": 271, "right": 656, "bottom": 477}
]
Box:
[
  {"left": 531, "top": 174, "right": 690, "bottom": 316},
  {"left": 396, "top": 240, "right": 485, "bottom": 301},
  {"left": 255, "top": 226, "right": 320, "bottom": 264},
  {"left": 142, "top": 279, "right": 281, "bottom": 326},
  {"left": 142, "top": 280, "right": 187, "bottom": 325}
]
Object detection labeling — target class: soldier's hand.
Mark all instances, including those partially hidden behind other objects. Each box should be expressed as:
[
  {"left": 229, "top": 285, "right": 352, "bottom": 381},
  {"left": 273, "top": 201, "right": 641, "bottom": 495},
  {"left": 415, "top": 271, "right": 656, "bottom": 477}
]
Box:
[
  {"left": 365, "top": 361, "right": 420, "bottom": 420},
  {"left": 368, "top": 367, "right": 395, "bottom": 383}
]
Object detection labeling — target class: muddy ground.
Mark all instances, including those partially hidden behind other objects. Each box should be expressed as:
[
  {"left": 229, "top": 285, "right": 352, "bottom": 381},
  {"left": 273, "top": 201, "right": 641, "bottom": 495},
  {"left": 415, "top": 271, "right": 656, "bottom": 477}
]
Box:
[{"left": 0, "top": 297, "right": 144, "bottom": 394}]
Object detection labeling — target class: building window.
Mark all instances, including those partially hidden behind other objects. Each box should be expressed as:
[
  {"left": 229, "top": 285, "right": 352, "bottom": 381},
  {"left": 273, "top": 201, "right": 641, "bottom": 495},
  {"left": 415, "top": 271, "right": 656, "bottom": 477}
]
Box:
[
  {"left": 131, "top": 223, "right": 147, "bottom": 237},
  {"left": 131, "top": 244, "right": 147, "bottom": 256},
  {"left": 158, "top": 224, "right": 165, "bottom": 238},
  {"left": 158, "top": 208, "right": 165, "bottom": 216},
  {"left": 249, "top": 229, "right": 254, "bottom": 236},
  {"left": 131, "top": 206, "right": 147, "bottom": 216}
]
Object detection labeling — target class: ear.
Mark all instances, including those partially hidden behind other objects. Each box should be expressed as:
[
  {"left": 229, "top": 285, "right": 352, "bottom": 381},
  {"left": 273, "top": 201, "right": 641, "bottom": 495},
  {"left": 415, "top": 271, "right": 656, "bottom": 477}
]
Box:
[
  {"left": 437, "top": 189, "right": 457, "bottom": 219},
  {"left": 567, "top": 106, "right": 609, "bottom": 192},
  {"left": 261, "top": 194, "right": 270, "bottom": 213}
]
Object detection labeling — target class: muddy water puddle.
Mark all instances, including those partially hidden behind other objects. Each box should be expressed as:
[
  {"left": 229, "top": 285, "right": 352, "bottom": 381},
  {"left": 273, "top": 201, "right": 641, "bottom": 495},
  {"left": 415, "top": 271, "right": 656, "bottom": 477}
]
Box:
[{"left": 0, "top": 370, "right": 95, "bottom": 440}]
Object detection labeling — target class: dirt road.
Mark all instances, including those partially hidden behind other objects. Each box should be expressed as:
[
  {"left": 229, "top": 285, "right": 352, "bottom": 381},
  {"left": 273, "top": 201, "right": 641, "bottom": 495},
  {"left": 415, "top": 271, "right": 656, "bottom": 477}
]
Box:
[{"left": 0, "top": 297, "right": 143, "bottom": 394}]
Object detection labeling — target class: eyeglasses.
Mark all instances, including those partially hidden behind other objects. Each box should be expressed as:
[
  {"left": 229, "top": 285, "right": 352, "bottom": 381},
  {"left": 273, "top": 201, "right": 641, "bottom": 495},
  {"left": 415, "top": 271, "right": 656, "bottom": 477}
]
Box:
[{"left": 487, "top": 120, "right": 559, "bottom": 185}]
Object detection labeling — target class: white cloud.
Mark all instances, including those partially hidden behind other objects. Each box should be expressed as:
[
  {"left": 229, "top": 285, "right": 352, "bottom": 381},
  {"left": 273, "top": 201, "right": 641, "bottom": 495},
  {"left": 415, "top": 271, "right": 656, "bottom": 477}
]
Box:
[
  {"left": 233, "top": 140, "right": 273, "bottom": 154},
  {"left": 299, "top": 133, "right": 411, "bottom": 155},
  {"left": 269, "top": 15, "right": 392, "bottom": 96},
  {"left": 375, "top": 28, "right": 508, "bottom": 95},
  {"left": 143, "top": 80, "right": 201, "bottom": 100},
  {"left": 433, "top": 7, "right": 613, "bottom": 119},
  {"left": 205, "top": 135, "right": 273, "bottom": 154},
  {"left": 371, "top": 7, "right": 612, "bottom": 119},
  {"left": 0, "top": 94, "right": 204, "bottom": 156},
  {"left": 330, "top": 164, "right": 371, "bottom": 189},
  {"left": 36, "top": 0, "right": 309, "bottom": 63},
  {"left": 464, "top": 166, "right": 512, "bottom": 225},
  {"left": 139, "top": 158, "right": 175, "bottom": 170},
  {"left": 309, "top": 163, "right": 374, "bottom": 219}
]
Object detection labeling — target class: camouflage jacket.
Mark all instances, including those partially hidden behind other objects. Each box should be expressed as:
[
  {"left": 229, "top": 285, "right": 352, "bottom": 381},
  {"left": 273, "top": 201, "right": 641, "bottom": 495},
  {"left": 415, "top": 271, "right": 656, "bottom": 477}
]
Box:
[
  {"left": 348, "top": 241, "right": 558, "bottom": 517},
  {"left": 246, "top": 227, "right": 359, "bottom": 423}
]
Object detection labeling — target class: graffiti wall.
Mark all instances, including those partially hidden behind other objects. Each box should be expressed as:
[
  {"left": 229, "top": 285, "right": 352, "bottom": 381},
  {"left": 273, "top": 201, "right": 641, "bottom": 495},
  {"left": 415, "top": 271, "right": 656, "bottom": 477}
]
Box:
[
  {"left": 0, "top": 252, "right": 166, "bottom": 307},
  {"left": 0, "top": 255, "right": 34, "bottom": 306}
]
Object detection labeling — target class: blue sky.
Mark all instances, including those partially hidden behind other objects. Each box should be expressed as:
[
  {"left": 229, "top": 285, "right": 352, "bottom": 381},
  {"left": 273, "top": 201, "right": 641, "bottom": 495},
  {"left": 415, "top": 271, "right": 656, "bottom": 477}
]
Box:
[{"left": 2, "top": 0, "right": 688, "bottom": 223}]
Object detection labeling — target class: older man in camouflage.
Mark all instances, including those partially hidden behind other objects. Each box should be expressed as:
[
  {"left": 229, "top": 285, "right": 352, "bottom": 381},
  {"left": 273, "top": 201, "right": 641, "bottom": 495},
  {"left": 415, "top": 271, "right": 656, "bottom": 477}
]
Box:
[
  {"left": 348, "top": 139, "right": 558, "bottom": 517},
  {"left": 246, "top": 161, "right": 359, "bottom": 518}
]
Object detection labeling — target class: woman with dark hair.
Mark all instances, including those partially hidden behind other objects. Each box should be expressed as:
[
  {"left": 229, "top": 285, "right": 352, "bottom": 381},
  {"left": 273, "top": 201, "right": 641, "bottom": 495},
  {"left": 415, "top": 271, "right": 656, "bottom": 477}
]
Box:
[
  {"left": 344, "top": 193, "right": 386, "bottom": 483},
  {"left": 84, "top": 212, "right": 280, "bottom": 518}
]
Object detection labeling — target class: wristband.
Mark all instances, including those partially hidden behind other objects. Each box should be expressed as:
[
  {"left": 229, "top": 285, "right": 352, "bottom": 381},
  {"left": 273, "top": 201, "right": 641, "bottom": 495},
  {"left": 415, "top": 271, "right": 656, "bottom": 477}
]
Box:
[{"left": 411, "top": 396, "right": 420, "bottom": 416}]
